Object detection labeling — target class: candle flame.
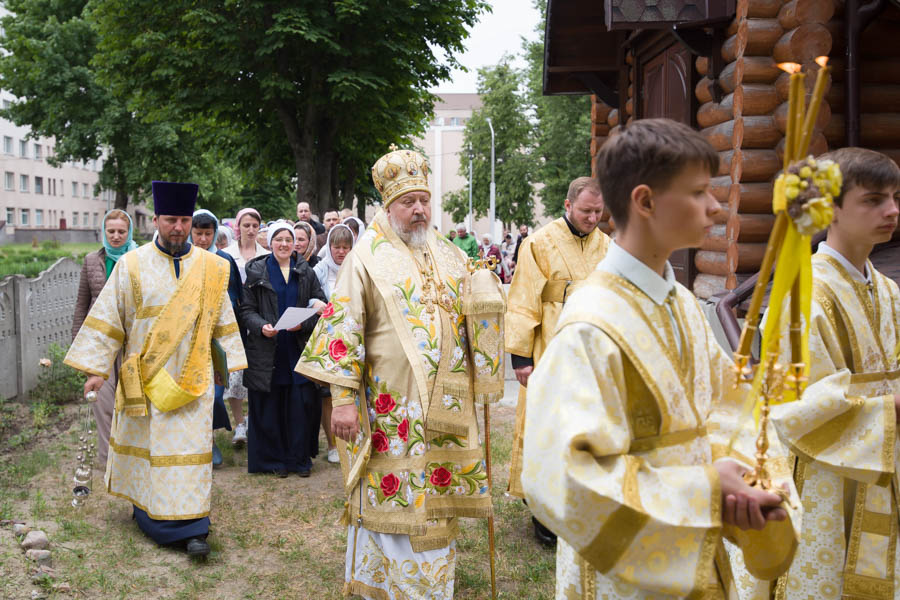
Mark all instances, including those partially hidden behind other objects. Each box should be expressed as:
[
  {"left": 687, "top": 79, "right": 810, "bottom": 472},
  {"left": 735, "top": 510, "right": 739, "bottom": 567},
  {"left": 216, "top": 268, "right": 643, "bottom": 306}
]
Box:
[
  {"left": 815, "top": 56, "right": 829, "bottom": 68},
  {"left": 777, "top": 62, "right": 802, "bottom": 74}
]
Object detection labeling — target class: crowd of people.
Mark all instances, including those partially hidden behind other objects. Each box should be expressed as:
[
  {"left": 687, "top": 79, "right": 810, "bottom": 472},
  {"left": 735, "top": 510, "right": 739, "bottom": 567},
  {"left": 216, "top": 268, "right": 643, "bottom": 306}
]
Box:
[{"left": 62, "top": 125, "right": 900, "bottom": 600}]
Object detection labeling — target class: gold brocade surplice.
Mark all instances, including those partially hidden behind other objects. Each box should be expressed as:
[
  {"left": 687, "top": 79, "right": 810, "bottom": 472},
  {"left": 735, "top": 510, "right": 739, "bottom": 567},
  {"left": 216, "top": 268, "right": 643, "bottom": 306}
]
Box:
[
  {"left": 504, "top": 217, "right": 609, "bottom": 497},
  {"left": 296, "top": 209, "right": 503, "bottom": 565},
  {"left": 523, "top": 270, "right": 797, "bottom": 600},
  {"left": 767, "top": 254, "right": 900, "bottom": 600},
  {"left": 64, "top": 243, "right": 247, "bottom": 519}
]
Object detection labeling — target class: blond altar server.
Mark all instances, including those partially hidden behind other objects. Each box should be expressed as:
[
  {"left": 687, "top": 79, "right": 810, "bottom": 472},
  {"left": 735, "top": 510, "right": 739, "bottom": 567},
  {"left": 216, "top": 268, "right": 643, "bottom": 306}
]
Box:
[
  {"left": 296, "top": 146, "right": 506, "bottom": 599},
  {"left": 767, "top": 148, "right": 900, "bottom": 599},
  {"left": 523, "top": 119, "right": 798, "bottom": 599},
  {"left": 64, "top": 181, "right": 247, "bottom": 557},
  {"left": 505, "top": 176, "right": 610, "bottom": 544}
]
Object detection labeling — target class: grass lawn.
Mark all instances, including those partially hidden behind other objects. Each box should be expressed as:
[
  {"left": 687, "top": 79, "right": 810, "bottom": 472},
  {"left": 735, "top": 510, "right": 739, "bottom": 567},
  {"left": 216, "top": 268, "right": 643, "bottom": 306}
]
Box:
[
  {"left": 0, "top": 398, "right": 555, "bottom": 599},
  {"left": 0, "top": 242, "right": 102, "bottom": 278}
]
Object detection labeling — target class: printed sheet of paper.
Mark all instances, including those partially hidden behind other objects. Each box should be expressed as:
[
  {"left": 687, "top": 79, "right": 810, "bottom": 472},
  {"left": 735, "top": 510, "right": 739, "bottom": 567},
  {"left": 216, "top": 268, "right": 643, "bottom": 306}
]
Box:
[{"left": 273, "top": 306, "right": 318, "bottom": 330}]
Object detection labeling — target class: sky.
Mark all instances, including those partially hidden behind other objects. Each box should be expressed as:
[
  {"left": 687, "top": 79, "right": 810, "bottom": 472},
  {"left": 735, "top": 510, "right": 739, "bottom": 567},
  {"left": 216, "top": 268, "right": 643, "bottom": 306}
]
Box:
[{"left": 431, "top": 1, "right": 543, "bottom": 95}]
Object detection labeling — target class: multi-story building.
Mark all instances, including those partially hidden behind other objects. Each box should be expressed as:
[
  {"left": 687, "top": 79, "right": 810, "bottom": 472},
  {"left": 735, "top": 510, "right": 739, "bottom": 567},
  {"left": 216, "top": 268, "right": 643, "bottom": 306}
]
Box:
[{"left": 0, "top": 91, "right": 110, "bottom": 236}]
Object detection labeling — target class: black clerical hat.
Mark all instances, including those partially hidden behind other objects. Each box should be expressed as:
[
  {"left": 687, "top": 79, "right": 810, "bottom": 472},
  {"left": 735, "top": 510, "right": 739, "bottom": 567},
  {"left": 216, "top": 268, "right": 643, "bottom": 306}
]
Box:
[{"left": 152, "top": 181, "right": 199, "bottom": 216}]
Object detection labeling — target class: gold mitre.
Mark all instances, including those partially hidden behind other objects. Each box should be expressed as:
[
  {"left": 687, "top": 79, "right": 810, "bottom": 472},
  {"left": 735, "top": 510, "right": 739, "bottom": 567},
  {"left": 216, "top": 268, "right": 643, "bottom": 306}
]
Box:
[{"left": 371, "top": 144, "right": 430, "bottom": 207}]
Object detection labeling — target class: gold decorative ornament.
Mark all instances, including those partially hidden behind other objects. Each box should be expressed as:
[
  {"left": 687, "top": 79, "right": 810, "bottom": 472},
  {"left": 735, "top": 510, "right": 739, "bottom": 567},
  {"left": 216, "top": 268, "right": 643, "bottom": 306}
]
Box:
[
  {"left": 371, "top": 146, "right": 431, "bottom": 207},
  {"left": 413, "top": 251, "right": 454, "bottom": 315}
]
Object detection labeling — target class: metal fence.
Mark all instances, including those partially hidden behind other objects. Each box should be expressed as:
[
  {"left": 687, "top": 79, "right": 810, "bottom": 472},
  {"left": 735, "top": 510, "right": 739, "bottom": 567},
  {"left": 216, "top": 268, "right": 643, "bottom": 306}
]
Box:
[{"left": 0, "top": 257, "right": 81, "bottom": 400}]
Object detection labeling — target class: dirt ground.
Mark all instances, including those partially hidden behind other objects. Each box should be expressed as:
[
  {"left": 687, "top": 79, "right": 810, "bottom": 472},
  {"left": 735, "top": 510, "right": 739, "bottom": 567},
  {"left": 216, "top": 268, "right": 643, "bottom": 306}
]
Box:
[{"left": 0, "top": 396, "right": 555, "bottom": 599}]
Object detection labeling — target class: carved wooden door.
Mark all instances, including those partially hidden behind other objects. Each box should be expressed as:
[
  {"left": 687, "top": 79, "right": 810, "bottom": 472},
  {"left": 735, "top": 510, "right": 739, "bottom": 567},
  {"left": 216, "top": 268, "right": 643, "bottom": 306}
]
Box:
[{"left": 641, "top": 42, "right": 696, "bottom": 287}]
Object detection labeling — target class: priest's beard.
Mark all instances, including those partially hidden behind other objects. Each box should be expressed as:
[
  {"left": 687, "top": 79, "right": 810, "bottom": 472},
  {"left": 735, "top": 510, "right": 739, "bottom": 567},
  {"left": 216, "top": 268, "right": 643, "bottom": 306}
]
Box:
[
  {"left": 158, "top": 231, "right": 189, "bottom": 255},
  {"left": 388, "top": 213, "right": 428, "bottom": 248}
]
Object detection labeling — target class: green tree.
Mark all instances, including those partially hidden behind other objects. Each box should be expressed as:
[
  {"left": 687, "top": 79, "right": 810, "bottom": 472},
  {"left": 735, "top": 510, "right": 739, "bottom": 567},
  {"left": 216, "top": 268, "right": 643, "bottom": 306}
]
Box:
[
  {"left": 90, "top": 0, "right": 488, "bottom": 217},
  {"left": 523, "top": 0, "right": 592, "bottom": 218},
  {"left": 0, "top": 0, "right": 201, "bottom": 209},
  {"left": 444, "top": 58, "right": 538, "bottom": 227}
]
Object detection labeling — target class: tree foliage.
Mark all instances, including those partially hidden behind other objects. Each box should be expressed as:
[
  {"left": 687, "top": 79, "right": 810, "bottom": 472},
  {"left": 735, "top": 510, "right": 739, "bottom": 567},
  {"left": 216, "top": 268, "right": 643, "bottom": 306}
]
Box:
[
  {"left": 443, "top": 58, "right": 538, "bottom": 227},
  {"left": 89, "top": 0, "right": 488, "bottom": 216},
  {"left": 0, "top": 0, "right": 205, "bottom": 209}
]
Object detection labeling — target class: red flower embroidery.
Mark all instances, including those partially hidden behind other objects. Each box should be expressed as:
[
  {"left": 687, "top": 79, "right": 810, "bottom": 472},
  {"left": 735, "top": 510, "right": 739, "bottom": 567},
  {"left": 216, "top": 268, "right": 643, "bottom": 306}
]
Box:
[
  {"left": 328, "top": 339, "right": 347, "bottom": 361},
  {"left": 321, "top": 302, "right": 335, "bottom": 319},
  {"left": 380, "top": 473, "right": 400, "bottom": 497},
  {"left": 375, "top": 393, "right": 395, "bottom": 415},
  {"left": 397, "top": 418, "right": 409, "bottom": 442},
  {"left": 429, "top": 466, "right": 453, "bottom": 488},
  {"left": 372, "top": 429, "right": 389, "bottom": 453}
]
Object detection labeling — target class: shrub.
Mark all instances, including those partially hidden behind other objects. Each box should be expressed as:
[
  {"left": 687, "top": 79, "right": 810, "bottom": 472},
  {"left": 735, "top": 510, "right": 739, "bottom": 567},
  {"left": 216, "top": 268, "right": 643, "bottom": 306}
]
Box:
[
  {"left": 30, "top": 343, "right": 86, "bottom": 406},
  {"left": 41, "top": 239, "right": 61, "bottom": 249}
]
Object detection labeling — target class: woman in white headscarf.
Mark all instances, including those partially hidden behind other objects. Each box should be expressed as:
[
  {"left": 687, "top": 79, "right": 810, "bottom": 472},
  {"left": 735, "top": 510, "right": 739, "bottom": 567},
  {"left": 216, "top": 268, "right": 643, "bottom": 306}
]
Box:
[{"left": 342, "top": 216, "right": 367, "bottom": 242}]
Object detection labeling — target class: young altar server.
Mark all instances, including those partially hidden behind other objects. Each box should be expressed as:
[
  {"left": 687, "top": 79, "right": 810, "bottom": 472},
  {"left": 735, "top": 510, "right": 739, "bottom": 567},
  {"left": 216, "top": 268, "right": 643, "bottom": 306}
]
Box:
[
  {"left": 769, "top": 148, "right": 900, "bottom": 599},
  {"left": 522, "top": 118, "right": 798, "bottom": 599}
]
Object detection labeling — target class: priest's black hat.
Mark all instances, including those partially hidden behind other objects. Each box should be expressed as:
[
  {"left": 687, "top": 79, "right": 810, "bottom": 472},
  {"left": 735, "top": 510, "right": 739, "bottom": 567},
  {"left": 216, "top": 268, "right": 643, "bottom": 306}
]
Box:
[{"left": 152, "top": 181, "right": 199, "bottom": 216}]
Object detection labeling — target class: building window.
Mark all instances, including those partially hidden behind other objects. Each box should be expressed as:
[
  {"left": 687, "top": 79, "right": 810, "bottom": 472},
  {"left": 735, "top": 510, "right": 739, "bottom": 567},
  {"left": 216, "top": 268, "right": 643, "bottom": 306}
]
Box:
[
  {"left": 4, "top": 172, "right": 13, "bottom": 191},
  {"left": 34, "top": 176, "right": 43, "bottom": 195},
  {"left": 19, "top": 175, "right": 28, "bottom": 192},
  {"left": 1, "top": 99, "right": 10, "bottom": 109},
  {"left": 72, "top": 181, "right": 78, "bottom": 197},
  {"left": 450, "top": 117, "right": 460, "bottom": 126},
  {"left": 2, "top": 136, "right": 11, "bottom": 154},
  {"left": 35, "top": 209, "right": 43, "bottom": 226},
  {"left": 72, "top": 211, "right": 78, "bottom": 226},
  {"left": 33, "top": 144, "right": 41, "bottom": 160},
  {"left": 20, "top": 209, "right": 28, "bottom": 226},
  {"left": 19, "top": 140, "right": 26, "bottom": 157},
  {"left": 82, "top": 183, "right": 88, "bottom": 197},
  {"left": 5, "top": 207, "right": 13, "bottom": 223},
  {"left": 93, "top": 213, "right": 99, "bottom": 227},
  {"left": 59, "top": 179, "right": 64, "bottom": 196}
]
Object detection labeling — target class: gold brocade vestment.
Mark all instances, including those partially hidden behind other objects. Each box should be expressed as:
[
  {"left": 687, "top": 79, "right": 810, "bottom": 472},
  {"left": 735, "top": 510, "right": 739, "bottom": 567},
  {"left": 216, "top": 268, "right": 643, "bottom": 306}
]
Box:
[
  {"left": 64, "top": 243, "right": 247, "bottom": 519},
  {"left": 523, "top": 266, "right": 797, "bottom": 600},
  {"left": 296, "top": 210, "right": 503, "bottom": 556},
  {"left": 769, "top": 254, "right": 900, "bottom": 600},
  {"left": 504, "top": 217, "right": 609, "bottom": 496}
]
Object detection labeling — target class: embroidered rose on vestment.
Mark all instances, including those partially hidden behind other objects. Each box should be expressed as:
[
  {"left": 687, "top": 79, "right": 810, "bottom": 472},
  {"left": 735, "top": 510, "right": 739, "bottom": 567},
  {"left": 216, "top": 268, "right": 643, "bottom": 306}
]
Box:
[
  {"left": 429, "top": 466, "right": 453, "bottom": 488},
  {"left": 375, "top": 393, "right": 396, "bottom": 414},
  {"left": 372, "top": 429, "right": 389, "bottom": 453}
]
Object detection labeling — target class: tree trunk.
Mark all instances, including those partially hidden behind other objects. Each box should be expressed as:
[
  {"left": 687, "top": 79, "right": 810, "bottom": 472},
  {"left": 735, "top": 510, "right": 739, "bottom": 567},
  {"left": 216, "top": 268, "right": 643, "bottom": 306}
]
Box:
[
  {"left": 315, "top": 120, "right": 337, "bottom": 212},
  {"left": 113, "top": 156, "right": 128, "bottom": 210},
  {"left": 340, "top": 162, "right": 357, "bottom": 211}
]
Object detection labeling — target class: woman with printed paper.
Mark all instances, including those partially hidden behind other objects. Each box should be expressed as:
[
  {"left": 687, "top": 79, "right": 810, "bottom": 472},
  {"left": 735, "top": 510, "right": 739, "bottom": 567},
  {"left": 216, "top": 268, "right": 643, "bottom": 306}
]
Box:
[{"left": 241, "top": 221, "right": 328, "bottom": 477}]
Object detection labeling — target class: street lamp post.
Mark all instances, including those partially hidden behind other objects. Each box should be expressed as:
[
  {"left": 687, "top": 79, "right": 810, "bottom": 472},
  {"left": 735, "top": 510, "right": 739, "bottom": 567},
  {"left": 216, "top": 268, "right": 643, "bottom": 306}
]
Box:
[
  {"left": 485, "top": 117, "right": 496, "bottom": 238},
  {"left": 467, "top": 153, "right": 473, "bottom": 232}
]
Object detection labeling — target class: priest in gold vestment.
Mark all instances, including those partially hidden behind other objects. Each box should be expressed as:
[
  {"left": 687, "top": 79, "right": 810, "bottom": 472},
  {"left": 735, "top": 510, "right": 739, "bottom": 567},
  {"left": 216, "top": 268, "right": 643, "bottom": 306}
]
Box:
[
  {"left": 523, "top": 119, "right": 796, "bottom": 599},
  {"left": 296, "top": 147, "right": 505, "bottom": 599},
  {"left": 768, "top": 148, "right": 900, "bottom": 599},
  {"left": 64, "top": 181, "right": 247, "bottom": 557},
  {"left": 505, "top": 177, "right": 610, "bottom": 544}
]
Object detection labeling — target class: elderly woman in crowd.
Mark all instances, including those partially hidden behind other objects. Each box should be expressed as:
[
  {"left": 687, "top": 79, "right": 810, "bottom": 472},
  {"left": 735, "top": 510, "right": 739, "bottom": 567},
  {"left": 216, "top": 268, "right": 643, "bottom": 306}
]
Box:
[
  {"left": 342, "top": 216, "right": 366, "bottom": 243},
  {"left": 312, "top": 223, "right": 355, "bottom": 464},
  {"left": 72, "top": 209, "right": 139, "bottom": 468},
  {"left": 293, "top": 221, "right": 319, "bottom": 268},
  {"left": 216, "top": 226, "right": 233, "bottom": 251},
  {"left": 241, "top": 221, "right": 327, "bottom": 477},
  {"left": 222, "top": 208, "right": 269, "bottom": 447}
]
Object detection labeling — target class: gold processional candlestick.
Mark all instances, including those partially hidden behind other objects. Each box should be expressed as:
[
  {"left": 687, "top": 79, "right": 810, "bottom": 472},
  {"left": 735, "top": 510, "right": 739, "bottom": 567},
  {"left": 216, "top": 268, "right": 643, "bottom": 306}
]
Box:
[{"left": 733, "top": 57, "right": 831, "bottom": 499}]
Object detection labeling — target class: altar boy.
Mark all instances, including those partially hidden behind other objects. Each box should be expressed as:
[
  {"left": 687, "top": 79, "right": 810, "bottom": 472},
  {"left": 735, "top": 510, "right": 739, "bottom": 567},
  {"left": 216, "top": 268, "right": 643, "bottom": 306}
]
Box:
[
  {"left": 769, "top": 148, "right": 900, "bottom": 599},
  {"left": 522, "top": 119, "right": 795, "bottom": 599}
]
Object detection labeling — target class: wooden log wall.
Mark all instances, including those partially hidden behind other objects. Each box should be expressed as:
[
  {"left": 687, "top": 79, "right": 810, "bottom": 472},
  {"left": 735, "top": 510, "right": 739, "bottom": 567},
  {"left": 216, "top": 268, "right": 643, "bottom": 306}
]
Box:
[
  {"left": 694, "top": 0, "right": 834, "bottom": 298},
  {"left": 824, "top": 2, "right": 900, "bottom": 169}
]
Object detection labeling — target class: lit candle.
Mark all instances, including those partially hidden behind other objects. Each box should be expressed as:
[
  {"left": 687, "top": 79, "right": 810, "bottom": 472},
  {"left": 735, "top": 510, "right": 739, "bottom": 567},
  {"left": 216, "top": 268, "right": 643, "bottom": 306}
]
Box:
[
  {"left": 778, "top": 62, "right": 803, "bottom": 169},
  {"left": 797, "top": 56, "right": 830, "bottom": 158}
]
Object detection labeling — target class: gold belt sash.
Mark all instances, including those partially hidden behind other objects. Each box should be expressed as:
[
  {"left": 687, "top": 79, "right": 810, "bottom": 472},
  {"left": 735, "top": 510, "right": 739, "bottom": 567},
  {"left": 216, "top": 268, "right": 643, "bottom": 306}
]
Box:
[
  {"left": 117, "top": 251, "right": 227, "bottom": 416},
  {"left": 541, "top": 279, "right": 571, "bottom": 303},
  {"left": 629, "top": 426, "right": 708, "bottom": 453}
]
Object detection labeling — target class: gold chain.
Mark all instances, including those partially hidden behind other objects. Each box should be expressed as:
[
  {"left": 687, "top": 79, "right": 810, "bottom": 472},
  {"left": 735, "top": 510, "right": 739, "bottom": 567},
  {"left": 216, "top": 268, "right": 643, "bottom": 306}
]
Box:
[{"left": 412, "top": 251, "right": 454, "bottom": 314}]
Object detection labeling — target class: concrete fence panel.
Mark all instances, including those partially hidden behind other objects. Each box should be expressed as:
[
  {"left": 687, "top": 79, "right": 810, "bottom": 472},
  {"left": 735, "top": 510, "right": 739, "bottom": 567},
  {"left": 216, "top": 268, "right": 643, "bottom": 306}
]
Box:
[{"left": 0, "top": 274, "right": 19, "bottom": 399}]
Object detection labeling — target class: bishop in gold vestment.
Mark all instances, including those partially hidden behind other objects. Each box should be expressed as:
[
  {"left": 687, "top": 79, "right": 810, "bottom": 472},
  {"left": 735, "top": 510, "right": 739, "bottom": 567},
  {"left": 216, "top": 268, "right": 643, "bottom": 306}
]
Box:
[
  {"left": 523, "top": 242, "right": 797, "bottom": 599},
  {"left": 64, "top": 182, "right": 246, "bottom": 552},
  {"left": 296, "top": 147, "right": 505, "bottom": 599},
  {"left": 505, "top": 177, "right": 610, "bottom": 500},
  {"left": 769, "top": 246, "right": 900, "bottom": 599}
]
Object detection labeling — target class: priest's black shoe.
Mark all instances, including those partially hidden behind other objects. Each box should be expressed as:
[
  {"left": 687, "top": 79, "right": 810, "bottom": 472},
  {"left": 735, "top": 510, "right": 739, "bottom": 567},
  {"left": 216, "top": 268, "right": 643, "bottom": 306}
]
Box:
[
  {"left": 185, "top": 537, "right": 210, "bottom": 557},
  {"left": 532, "top": 517, "right": 557, "bottom": 547}
]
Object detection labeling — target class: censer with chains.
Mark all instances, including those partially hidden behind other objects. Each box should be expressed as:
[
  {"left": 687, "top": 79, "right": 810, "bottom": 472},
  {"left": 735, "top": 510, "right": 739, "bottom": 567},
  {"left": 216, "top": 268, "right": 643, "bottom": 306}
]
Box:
[{"left": 71, "top": 391, "right": 97, "bottom": 507}]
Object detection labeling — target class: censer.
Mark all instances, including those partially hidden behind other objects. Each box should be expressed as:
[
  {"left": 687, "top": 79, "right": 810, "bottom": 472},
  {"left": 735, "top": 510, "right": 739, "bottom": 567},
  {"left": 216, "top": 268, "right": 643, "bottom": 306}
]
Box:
[{"left": 71, "top": 391, "right": 97, "bottom": 507}]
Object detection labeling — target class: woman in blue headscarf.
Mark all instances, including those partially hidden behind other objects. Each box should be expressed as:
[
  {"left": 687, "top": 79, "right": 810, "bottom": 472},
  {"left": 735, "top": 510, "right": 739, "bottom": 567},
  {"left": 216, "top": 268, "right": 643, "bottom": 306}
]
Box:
[{"left": 71, "top": 209, "right": 139, "bottom": 470}]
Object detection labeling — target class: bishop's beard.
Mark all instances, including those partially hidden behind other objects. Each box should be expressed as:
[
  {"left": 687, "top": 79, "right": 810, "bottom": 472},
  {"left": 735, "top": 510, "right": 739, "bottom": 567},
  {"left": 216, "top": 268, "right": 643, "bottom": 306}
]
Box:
[{"left": 388, "top": 212, "right": 428, "bottom": 248}]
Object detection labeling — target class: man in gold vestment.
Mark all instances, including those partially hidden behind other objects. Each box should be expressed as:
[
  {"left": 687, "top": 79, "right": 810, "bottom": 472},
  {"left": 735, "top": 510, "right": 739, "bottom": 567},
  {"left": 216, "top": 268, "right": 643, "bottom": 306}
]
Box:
[
  {"left": 64, "top": 181, "right": 247, "bottom": 557},
  {"left": 296, "top": 147, "right": 505, "bottom": 599},
  {"left": 768, "top": 148, "right": 900, "bottom": 599},
  {"left": 505, "top": 176, "right": 609, "bottom": 544}
]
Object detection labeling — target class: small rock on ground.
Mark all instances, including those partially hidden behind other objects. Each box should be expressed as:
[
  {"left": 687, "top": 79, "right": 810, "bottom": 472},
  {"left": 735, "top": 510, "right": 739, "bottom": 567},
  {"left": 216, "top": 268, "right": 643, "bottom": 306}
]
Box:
[
  {"left": 52, "top": 582, "right": 71, "bottom": 594},
  {"left": 13, "top": 523, "right": 31, "bottom": 536},
  {"left": 24, "top": 549, "right": 52, "bottom": 566},
  {"left": 21, "top": 530, "right": 49, "bottom": 550}
]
